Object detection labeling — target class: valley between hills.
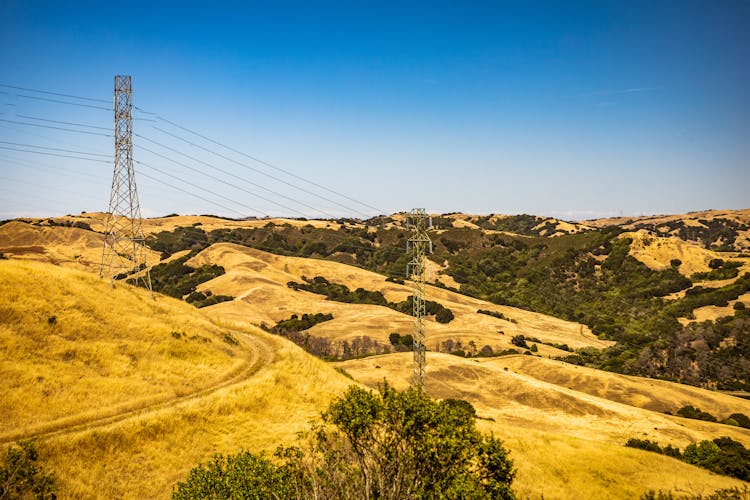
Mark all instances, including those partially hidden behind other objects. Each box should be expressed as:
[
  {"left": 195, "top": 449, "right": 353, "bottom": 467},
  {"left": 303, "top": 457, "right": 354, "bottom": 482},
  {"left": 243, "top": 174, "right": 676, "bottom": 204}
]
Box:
[{"left": 1, "top": 209, "right": 750, "bottom": 498}]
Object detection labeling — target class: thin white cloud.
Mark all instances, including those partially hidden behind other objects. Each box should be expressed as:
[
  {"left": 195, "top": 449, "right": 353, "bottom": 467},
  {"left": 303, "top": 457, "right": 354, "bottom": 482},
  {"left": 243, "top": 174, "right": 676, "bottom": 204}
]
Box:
[{"left": 581, "top": 87, "right": 659, "bottom": 97}]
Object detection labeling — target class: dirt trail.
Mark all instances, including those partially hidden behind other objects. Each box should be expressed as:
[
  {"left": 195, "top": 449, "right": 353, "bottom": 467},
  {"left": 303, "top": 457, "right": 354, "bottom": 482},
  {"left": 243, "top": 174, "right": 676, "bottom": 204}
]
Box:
[{"left": 0, "top": 330, "right": 275, "bottom": 445}]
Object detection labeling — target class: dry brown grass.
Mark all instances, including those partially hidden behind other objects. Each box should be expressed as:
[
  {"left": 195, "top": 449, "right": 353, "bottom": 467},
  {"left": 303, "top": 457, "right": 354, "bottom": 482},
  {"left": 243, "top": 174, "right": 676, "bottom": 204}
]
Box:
[{"left": 338, "top": 352, "right": 750, "bottom": 498}]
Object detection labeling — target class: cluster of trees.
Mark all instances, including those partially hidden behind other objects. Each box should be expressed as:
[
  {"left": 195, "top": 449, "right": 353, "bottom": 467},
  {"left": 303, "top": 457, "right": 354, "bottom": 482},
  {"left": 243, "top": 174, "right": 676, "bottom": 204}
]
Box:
[
  {"left": 633, "top": 217, "right": 748, "bottom": 251},
  {"left": 185, "top": 290, "right": 233, "bottom": 308},
  {"left": 636, "top": 315, "right": 750, "bottom": 390},
  {"left": 691, "top": 259, "right": 743, "bottom": 281},
  {"left": 626, "top": 436, "right": 750, "bottom": 481},
  {"left": 288, "top": 276, "right": 455, "bottom": 323},
  {"left": 173, "top": 386, "right": 516, "bottom": 499},
  {"left": 477, "top": 309, "right": 513, "bottom": 321},
  {"left": 673, "top": 405, "right": 750, "bottom": 428},
  {"left": 142, "top": 251, "right": 226, "bottom": 300},
  {"left": 472, "top": 214, "right": 559, "bottom": 237},
  {"left": 261, "top": 313, "right": 394, "bottom": 360}
]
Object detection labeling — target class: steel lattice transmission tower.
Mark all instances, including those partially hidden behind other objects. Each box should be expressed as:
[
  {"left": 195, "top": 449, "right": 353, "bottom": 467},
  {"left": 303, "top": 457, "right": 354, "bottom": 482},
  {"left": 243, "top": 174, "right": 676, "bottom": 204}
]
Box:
[
  {"left": 406, "top": 208, "right": 433, "bottom": 389},
  {"left": 100, "top": 75, "right": 153, "bottom": 297}
]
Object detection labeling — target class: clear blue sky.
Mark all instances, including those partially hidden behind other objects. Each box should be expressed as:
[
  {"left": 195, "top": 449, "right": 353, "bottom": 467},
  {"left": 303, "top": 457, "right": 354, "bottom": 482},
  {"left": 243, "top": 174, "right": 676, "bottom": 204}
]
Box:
[{"left": 1, "top": 1, "right": 748, "bottom": 220}]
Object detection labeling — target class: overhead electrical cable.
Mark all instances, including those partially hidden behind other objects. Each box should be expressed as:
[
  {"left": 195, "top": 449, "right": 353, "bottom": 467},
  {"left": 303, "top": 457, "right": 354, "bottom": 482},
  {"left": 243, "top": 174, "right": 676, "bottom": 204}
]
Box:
[
  {"left": 135, "top": 143, "right": 309, "bottom": 218},
  {"left": 135, "top": 160, "right": 267, "bottom": 218},
  {"left": 16, "top": 94, "right": 111, "bottom": 111},
  {"left": 0, "top": 83, "right": 110, "bottom": 103},
  {"left": 136, "top": 168, "right": 257, "bottom": 219},
  {"left": 16, "top": 114, "right": 110, "bottom": 130},
  {"left": 152, "top": 115, "right": 387, "bottom": 215},
  {"left": 152, "top": 124, "right": 372, "bottom": 218},
  {"left": 0, "top": 145, "right": 110, "bottom": 163},
  {"left": 135, "top": 133, "right": 334, "bottom": 218},
  {"left": 0, "top": 141, "right": 110, "bottom": 158},
  {"left": 0, "top": 118, "right": 112, "bottom": 137}
]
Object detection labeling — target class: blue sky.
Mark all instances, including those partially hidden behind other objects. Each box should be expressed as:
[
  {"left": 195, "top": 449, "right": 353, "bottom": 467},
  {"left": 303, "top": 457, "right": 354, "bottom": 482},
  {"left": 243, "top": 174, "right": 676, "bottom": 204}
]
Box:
[{"left": 1, "top": 1, "right": 748, "bottom": 220}]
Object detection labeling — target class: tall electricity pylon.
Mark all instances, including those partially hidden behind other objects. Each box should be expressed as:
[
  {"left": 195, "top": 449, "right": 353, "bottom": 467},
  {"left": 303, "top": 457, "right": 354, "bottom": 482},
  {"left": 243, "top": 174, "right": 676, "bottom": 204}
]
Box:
[
  {"left": 406, "top": 208, "right": 432, "bottom": 389},
  {"left": 100, "top": 75, "right": 153, "bottom": 297}
]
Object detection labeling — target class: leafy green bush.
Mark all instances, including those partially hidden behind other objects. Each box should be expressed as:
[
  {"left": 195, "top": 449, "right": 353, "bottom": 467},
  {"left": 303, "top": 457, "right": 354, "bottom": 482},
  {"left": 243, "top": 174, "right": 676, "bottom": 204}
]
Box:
[
  {"left": 676, "top": 405, "right": 717, "bottom": 422},
  {"left": 625, "top": 438, "right": 664, "bottom": 454},
  {"left": 628, "top": 435, "right": 750, "bottom": 481},
  {"left": 0, "top": 440, "right": 56, "bottom": 499},
  {"left": 435, "top": 307, "right": 455, "bottom": 323},
  {"left": 263, "top": 313, "right": 334, "bottom": 334},
  {"left": 478, "top": 309, "right": 508, "bottom": 320},
  {"left": 511, "top": 335, "right": 528, "bottom": 349},
  {"left": 728, "top": 412, "right": 750, "bottom": 429},
  {"left": 172, "top": 451, "right": 294, "bottom": 499},
  {"left": 389, "top": 332, "right": 414, "bottom": 351},
  {"left": 185, "top": 290, "right": 234, "bottom": 308},
  {"left": 173, "top": 385, "right": 516, "bottom": 499}
]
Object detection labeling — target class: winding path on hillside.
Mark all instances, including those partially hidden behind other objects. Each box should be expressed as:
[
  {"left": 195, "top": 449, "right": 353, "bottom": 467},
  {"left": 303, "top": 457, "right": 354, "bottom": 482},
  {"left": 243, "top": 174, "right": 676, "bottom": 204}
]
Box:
[{"left": 0, "top": 330, "right": 276, "bottom": 445}]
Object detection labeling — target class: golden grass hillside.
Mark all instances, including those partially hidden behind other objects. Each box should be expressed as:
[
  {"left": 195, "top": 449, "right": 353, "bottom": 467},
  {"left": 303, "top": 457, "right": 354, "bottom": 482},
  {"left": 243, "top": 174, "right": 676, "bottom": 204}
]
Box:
[
  {"left": 338, "top": 352, "right": 750, "bottom": 498},
  {"left": 186, "top": 242, "right": 612, "bottom": 357},
  {"left": 0, "top": 258, "right": 355, "bottom": 498},
  {"left": 0, "top": 259, "right": 247, "bottom": 440}
]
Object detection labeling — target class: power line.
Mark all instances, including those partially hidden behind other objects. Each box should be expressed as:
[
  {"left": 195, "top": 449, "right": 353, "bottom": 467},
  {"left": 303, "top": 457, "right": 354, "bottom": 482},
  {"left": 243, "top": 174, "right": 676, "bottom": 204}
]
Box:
[
  {"left": 0, "top": 153, "right": 109, "bottom": 181},
  {"left": 136, "top": 168, "right": 255, "bottom": 219},
  {"left": 16, "top": 114, "right": 110, "bottom": 130},
  {"left": 153, "top": 116, "right": 387, "bottom": 215},
  {"left": 0, "top": 145, "right": 110, "bottom": 163},
  {"left": 0, "top": 83, "right": 110, "bottom": 103},
  {"left": 0, "top": 141, "right": 110, "bottom": 158},
  {"left": 16, "top": 94, "right": 111, "bottom": 111},
  {"left": 135, "top": 133, "right": 333, "bottom": 218},
  {"left": 135, "top": 142, "right": 307, "bottom": 218},
  {"left": 136, "top": 160, "right": 267, "bottom": 218},
  {"left": 2, "top": 82, "right": 387, "bottom": 218},
  {"left": 152, "top": 124, "right": 372, "bottom": 218},
  {"left": 0, "top": 118, "right": 112, "bottom": 137}
]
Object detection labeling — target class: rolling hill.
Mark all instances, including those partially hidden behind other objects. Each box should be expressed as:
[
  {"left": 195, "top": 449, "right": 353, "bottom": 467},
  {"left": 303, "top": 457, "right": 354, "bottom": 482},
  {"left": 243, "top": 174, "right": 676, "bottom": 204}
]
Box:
[{"left": 2, "top": 209, "right": 750, "bottom": 498}]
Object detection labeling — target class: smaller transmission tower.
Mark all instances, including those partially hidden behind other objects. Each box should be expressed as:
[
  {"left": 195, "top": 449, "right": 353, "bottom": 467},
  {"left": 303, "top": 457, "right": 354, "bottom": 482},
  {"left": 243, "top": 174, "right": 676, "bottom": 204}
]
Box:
[
  {"left": 406, "top": 208, "right": 432, "bottom": 389},
  {"left": 100, "top": 75, "right": 152, "bottom": 297}
]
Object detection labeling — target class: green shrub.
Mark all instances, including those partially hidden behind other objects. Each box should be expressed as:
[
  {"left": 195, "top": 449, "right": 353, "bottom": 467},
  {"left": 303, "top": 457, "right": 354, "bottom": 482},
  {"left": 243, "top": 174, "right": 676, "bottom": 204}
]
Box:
[
  {"left": 0, "top": 441, "right": 56, "bottom": 499},
  {"left": 728, "top": 412, "right": 750, "bottom": 429},
  {"left": 625, "top": 438, "right": 663, "bottom": 454},
  {"left": 435, "top": 307, "right": 455, "bottom": 323},
  {"left": 174, "top": 385, "right": 515, "bottom": 499},
  {"left": 264, "top": 313, "right": 334, "bottom": 334},
  {"left": 172, "top": 451, "right": 294, "bottom": 499},
  {"left": 676, "top": 405, "right": 717, "bottom": 422},
  {"left": 511, "top": 335, "right": 528, "bottom": 349}
]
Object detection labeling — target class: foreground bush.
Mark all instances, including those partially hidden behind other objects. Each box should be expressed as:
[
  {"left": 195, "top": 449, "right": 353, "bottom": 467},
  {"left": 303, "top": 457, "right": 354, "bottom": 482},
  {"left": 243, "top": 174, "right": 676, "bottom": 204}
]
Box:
[
  {"left": 173, "top": 385, "right": 515, "bottom": 499},
  {"left": 0, "top": 441, "right": 56, "bottom": 499}
]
